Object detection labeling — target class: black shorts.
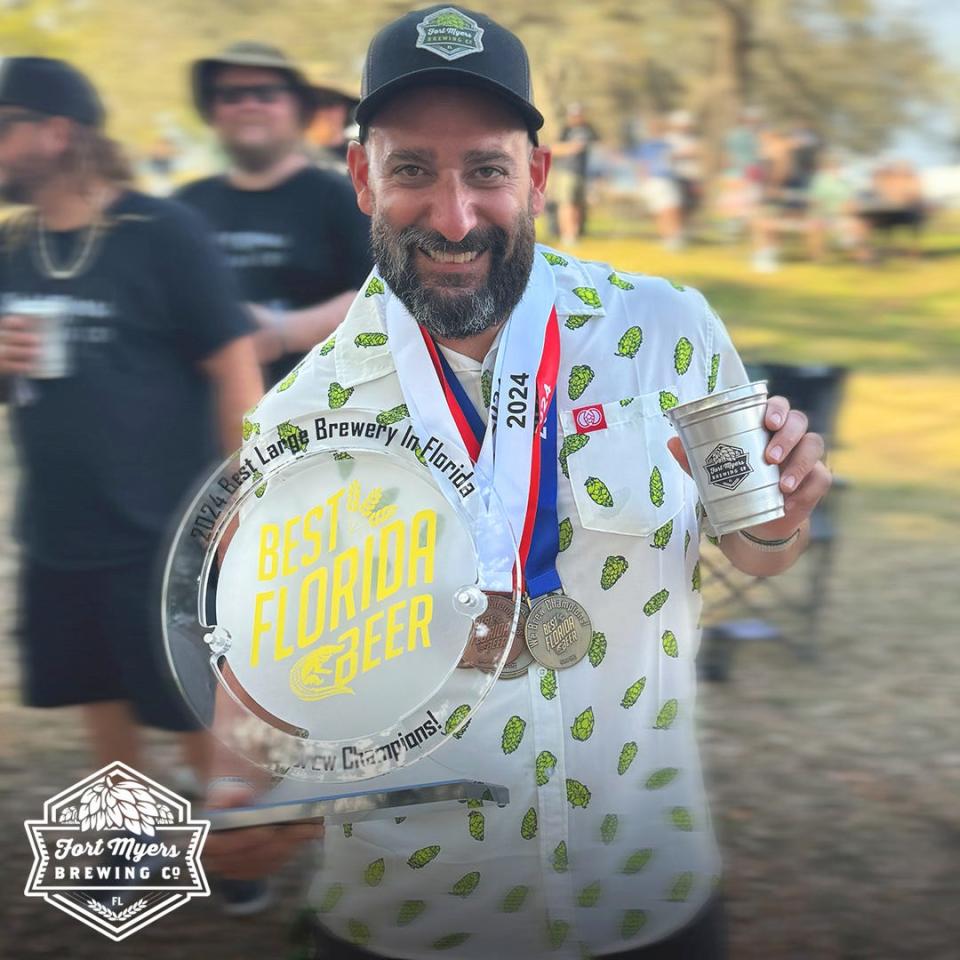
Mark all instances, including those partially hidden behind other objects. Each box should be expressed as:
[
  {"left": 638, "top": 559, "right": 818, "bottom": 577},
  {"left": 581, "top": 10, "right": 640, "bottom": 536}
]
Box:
[{"left": 16, "top": 558, "right": 200, "bottom": 732}]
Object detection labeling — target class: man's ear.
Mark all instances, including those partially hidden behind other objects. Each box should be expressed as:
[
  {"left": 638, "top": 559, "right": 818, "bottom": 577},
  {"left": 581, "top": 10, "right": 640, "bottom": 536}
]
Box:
[
  {"left": 347, "top": 140, "right": 374, "bottom": 216},
  {"left": 528, "top": 145, "right": 552, "bottom": 217}
]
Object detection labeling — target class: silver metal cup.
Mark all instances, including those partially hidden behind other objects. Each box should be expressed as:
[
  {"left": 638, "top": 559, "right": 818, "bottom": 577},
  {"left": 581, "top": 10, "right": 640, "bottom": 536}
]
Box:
[
  {"left": 666, "top": 381, "right": 784, "bottom": 536},
  {"left": 6, "top": 298, "right": 72, "bottom": 379}
]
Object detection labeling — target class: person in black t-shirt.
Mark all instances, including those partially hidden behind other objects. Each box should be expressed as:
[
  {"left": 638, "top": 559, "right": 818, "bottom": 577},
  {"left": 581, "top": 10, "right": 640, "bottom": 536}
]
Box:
[
  {"left": 0, "top": 58, "right": 263, "bottom": 781},
  {"left": 177, "top": 42, "right": 373, "bottom": 388}
]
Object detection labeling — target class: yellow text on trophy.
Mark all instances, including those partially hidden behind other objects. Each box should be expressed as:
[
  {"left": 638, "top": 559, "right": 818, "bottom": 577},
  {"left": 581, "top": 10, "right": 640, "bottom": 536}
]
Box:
[{"left": 248, "top": 481, "right": 437, "bottom": 701}]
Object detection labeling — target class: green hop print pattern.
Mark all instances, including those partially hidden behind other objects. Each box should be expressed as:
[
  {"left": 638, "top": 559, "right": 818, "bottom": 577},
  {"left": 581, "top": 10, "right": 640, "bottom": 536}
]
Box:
[
  {"left": 566, "top": 779, "right": 591, "bottom": 809},
  {"left": 616, "top": 326, "right": 643, "bottom": 358},
  {"left": 568, "top": 364, "right": 595, "bottom": 400},
  {"left": 622, "top": 849, "right": 653, "bottom": 874},
  {"left": 601, "top": 556, "right": 628, "bottom": 590},
  {"left": 643, "top": 589, "right": 669, "bottom": 616},
  {"left": 618, "top": 741, "right": 638, "bottom": 775},
  {"left": 363, "top": 277, "right": 384, "bottom": 297},
  {"left": 407, "top": 845, "right": 441, "bottom": 868},
  {"left": 674, "top": 336, "right": 694, "bottom": 375},
  {"left": 375, "top": 404, "right": 408, "bottom": 426},
  {"left": 655, "top": 699, "right": 679, "bottom": 729},
  {"left": 651, "top": 519, "right": 674, "bottom": 550},
  {"left": 501, "top": 715, "right": 526, "bottom": 754},
  {"left": 620, "top": 677, "right": 646, "bottom": 708},
  {"left": 650, "top": 466, "right": 665, "bottom": 506},
  {"left": 520, "top": 807, "right": 538, "bottom": 840},
  {"left": 571, "top": 706, "right": 595, "bottom": 741},
  {"left": 587, "top": 631, "right": 606, "bottom": 666},
  {"left": 558, "top": 517, "right": 573, "bottom": 552},
  {"left": 535, "top": 750, "right": 557, "bottom": 786},
  {"left": 662, "top": 630, "right": 679, "bottom": 657},
  {"left": 608, "top": 272, "right": 635, "bottom": 290},
  {"left": 572, "top": 286, "right": 602, "bottom": 308},
  {"left": 559, "top": 433, "right": 589, "bottom": 478},
  {"left": 328, "top": 381, "right": 353, "bottom": 409}
]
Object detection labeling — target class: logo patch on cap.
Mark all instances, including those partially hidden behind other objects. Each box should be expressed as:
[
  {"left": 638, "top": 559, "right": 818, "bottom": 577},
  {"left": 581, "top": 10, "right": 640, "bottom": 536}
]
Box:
[{"left": 415, "top": 7, "right": 484, "bottom": 61}]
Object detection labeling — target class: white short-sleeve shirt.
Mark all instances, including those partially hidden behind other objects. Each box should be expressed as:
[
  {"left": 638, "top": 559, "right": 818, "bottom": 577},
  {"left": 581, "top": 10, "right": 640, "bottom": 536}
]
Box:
[{"left": 244, "top": 245, "right": 748, "bottom": 959}]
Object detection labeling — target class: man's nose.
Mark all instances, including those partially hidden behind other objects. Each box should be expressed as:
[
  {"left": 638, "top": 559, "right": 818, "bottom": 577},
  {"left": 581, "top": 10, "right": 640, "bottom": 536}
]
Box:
[{"left": 425, "top": 176, "right": 478, "bottom": 243}]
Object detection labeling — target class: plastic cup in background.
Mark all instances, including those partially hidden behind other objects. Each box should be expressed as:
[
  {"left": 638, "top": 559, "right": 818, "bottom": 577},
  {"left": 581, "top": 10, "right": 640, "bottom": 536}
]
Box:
[
  {"left": 5, "top": 298, "right": 72, "bottom": 379},
  {"left": 666, "top": 380, "right": 784, "bottom": 536}
]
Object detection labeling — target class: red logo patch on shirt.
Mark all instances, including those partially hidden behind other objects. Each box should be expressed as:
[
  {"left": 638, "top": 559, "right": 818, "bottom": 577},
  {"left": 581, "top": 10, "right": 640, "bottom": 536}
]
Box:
[{"left": 573, "top": 404, "right": 607, "bottom": 434}]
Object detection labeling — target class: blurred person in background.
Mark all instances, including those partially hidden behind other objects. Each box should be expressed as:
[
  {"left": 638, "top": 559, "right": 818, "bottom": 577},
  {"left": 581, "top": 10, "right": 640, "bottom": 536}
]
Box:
[
  {"left": 808, "top": 152, "right": 873, "bottom": 263},
  {"left": 717, "top": 106, "right": 763, "bottom": 239},
  {"left": 305, "top": 75, "right": 360, "bottom": 175},
  {"left": 633, "top": 114, "right": 683, "bottom": 250},
  {"left": 177, "top": 42, "right": 372, "bottom": 390},
  {"left": 856, "top": 159, "right": 928, "bottom": 258},
  {"left": 203, "top": 7, "right": 832, "bottom": 958},
  {"left": 0, "top": 58, "right": 262, "bottom": 785},
  {"left": 551, "top": 101, "right": 598, "bottom": 247},
  {"left": 664, "top": 109, "right": 702, "bottom": 240}
]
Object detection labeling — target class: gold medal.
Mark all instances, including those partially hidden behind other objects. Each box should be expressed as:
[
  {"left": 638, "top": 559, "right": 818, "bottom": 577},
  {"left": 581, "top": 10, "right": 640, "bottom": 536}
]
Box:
[
  {"left": 458, "top": 593, "right": 529, "bottom": 676},
  {"left": 524, "top": 594, "right": 592, "bottom": 670}
]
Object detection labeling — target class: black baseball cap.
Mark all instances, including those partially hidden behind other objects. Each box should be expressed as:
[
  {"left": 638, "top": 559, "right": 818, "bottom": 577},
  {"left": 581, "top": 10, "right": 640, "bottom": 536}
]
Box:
[
  {"left": 0, "top": 56, "right": 105, "bottom": 127},
  {"left": 357, "top": 5, "right": 544, "bottom": 144}
]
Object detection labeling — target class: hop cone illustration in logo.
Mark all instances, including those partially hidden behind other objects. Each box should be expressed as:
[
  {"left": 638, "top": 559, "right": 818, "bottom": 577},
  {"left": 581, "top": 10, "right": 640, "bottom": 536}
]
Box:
[
  {"left": 622, "top": 849, "right": 653, "bottom": 874},
  {"left": 397, "top": 900, "right": 426, "bottom": 925},
  {"left": 408, "top": 844, "right": 441, "bottom": 868},
  {"left": 433, "top": 933, "right": 471, "bottom": 951},
  {"left": 608, "top": 272, "right": 635, "bottom": 291},
  {"left": 586, "top": 476, "right": 614, "bottom": 508},
  {"left": 669, "top": 872, "right": 694, "bottom": 902},
  {"left": 566, "top": 778, "right": 591, "bottom": 809},
  {"left": 659, "top": 390, "right": 679, "bottom": 412},
  {"left": 481, "top": 368, "right": 492, "bottom": 408},
  {"left": 364, "top": 276, "right": 385, "bottom": 297},
  {"left": 655, "top": 699, "right": 679, "bottom": 730},
  {"left": 347, "top": 920, "right": 370, "bottom": 947},
  {"left": 620, "top": 676, "right": 646, "bottom": 709},
  {"left": 376, "top": 404, "right": 409, "bottom": 426},
  {"left": 600, "top": 814, "right": 619, "bottom": 845},
  {"left": 157, "top": 803, "right": 174, "bottom": 825},
  {"left": 241, "top": 417, "right": 260, "bottom": 440},
  {"left": 444, "top": 704, "right": 471, "bottom": 740},
  {"left": 328, "top": 381, "right": 353, "bottom": 409},
  {"left": 78, "top": 774, "right": 159, "bottom": 835},
  {"left": 276, "top": 367, "right": 299, "bottom": 393},
  {"left": 571, "top": 706, "right": 595, "bottom": 742},
  {"left": 692, "top": 561, "right": 702, "bottom": 592},
  {"left": 621, "top": 910, "right": 648, "bottom": 938},
  {"left": 651, "top": 519, "right": 674, "bottom": 550},
  {"left": 674, "top": 337, "right": 694, "bottom": 375},
  {"left": 646, "top": 767, "right": 680, "bottom": 790},
  {"left": 552, "top": 841, "right": 569, "bottom": 872},
  {"left": 501, "top": 885, "right": 529, "bottom": 912},
  {"left": 650, "top": 466, "right": 665, "bottom": 507},
  {"left": 468, "top": 811, "right": 485, "bottom": 841},
  {"left": 520, "top": 807, "right": 538, "bottom": 840},
  {"left": 578, "top": 881, "right": 603, "bottom": 907},
  {"left": 707, "top": 353, "right": 720, "bottom": 393},
  {"left": 601, "top": 555, "right": 628, "bottom": 590},
  {"left": 319, "top": 883, "right": 344, "bottom": 913},
  {"left": 662, "top": 630, "right": 679, "bottom": 658},
  {"left": 616, "top": 326, "right": 643, "bottom": 358},
  {"left": 433, "top": 9, "right": 470, "bottom": 26},
  {"left": 568, "top": 364, "right": 595, "bottom": 401},
  {"left": 559, "top": 434, "right": 589, "bottom": 478},
  {"left": 618, "top": 741, "right": 638, "bottom": 775},
  {"left": 319, "top": 336, "right": 336, "bottom": 356},
  {"left": 501, "top": 715, "right": 526, "bottom": 754},
  {"left": 572, "top": 286, "right": 602, "bottom": 308},
  {"left": 540, "top": 669, "right": 557, "bottom": 700},
  {"left": 565, "top": 314, "right": 592, "bottom": 330},
  {"left": 643, "top": 589, "right": 669, "bottom": 616},
  {"left": 451, "top": 871, "right": 480, "bottom": 897},
  {"left": 542, "top": 251, "right": 568, "bottom": 266},
  {"left": 535, "top": 750, "right": 557, "bottom": 786},
  {"left": 670, "top": 807, "right": 694, "bottom": 831},
  {"left": 364, "top": 858, "right": 385, "bottom": 886},
  {"left": 355, "top": 332, "right": 388, "bottom": 348},
  {"left": 588, "top": 631, "right": 606, "bottom": 666},
  {"left": 59, "top": 806, "right": 78, "bottom": 824},
  {"left": 548, "top": 920, "right": 570, "bottom": 949}
]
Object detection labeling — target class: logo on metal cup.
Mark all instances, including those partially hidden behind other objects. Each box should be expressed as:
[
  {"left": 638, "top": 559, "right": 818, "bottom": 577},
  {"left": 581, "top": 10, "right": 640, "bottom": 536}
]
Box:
[{"left": 704, "top": 442, "right": 753, "bottom": 490}]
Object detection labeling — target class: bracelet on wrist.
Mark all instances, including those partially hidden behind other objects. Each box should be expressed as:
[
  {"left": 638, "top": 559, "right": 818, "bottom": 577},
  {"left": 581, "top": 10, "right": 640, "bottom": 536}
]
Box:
[{"left": 736, "top": 527, "right": 801, "bottom": 552}]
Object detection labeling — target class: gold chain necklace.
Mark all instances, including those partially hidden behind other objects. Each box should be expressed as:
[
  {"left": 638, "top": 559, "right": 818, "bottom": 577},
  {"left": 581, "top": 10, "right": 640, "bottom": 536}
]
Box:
[{"left": 33, "top": 191, "right": 108, "bottom": 280}]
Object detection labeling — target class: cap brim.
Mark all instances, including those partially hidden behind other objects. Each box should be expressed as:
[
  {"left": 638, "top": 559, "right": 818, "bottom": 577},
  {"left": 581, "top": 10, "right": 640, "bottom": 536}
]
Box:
[
  {"left": 356, "top": 67, "right": 544, "bottom": 139},
  {"left": 190, "top": 57, "right": 315, "bottom": 121}
]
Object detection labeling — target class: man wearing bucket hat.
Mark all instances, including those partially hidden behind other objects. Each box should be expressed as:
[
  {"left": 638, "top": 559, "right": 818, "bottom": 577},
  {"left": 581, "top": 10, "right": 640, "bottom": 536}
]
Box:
[
  {"left": 177, "top": 41, "right": 372, "bottom": 389},
  {"left": 0, "top": 58, "right": 261, "bottom": 792},
  {"left": 204, "top": 7, "right": 831, "bottom": 958}
]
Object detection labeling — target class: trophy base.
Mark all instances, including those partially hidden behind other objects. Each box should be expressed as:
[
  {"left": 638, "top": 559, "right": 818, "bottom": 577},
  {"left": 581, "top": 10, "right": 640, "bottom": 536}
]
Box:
[{"left": 205, "top": 779, "right": 509, "bottom": 831}]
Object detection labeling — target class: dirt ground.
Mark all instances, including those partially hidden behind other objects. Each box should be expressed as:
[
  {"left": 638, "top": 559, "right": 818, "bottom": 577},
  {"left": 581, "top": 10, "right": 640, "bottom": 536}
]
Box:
[{"left": 1, "top": 409, "right": 958, "bottom": 960}]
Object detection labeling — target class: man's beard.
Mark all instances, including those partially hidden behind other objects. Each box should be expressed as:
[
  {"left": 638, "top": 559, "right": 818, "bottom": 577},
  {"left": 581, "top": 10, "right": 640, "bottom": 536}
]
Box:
[{"left": 370, "top": 207, "right": 536, "bottom": 340}]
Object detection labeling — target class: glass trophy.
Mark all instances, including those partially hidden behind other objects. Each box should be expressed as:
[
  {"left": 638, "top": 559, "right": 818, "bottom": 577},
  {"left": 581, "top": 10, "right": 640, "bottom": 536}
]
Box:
[{"left": 162, "top": 409, "right": 520, "bottom": 829}]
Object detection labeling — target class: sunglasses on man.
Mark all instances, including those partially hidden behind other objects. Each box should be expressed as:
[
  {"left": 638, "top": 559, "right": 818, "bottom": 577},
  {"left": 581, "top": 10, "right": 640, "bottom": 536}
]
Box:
[
  {"left": 0, "top": 111, "right": 45, "bottom": 138},
  {"left": 212, "top": 84, "right": 293, "bottom": 106}
]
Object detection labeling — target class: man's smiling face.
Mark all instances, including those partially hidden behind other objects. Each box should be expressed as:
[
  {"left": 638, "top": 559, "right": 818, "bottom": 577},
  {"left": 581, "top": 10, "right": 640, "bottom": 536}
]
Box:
[{"left": 348, "top": 86, "right": 550, "bottom": 340}]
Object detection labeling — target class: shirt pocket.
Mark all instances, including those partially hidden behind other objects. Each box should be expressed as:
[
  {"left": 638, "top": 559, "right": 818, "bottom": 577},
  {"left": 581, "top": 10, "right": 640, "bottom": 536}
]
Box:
[{"left": 559, "top": 388, "right": 685, "bottom": 537}]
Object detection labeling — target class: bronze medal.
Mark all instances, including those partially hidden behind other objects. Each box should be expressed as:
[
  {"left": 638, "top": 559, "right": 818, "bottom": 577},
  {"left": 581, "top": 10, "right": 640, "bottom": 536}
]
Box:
[
  {"left": 458, "top": 593, "right": 529, "bottom": 676},
  {"left": 524, "top": 594, "right": 592, "bottom": 670}
]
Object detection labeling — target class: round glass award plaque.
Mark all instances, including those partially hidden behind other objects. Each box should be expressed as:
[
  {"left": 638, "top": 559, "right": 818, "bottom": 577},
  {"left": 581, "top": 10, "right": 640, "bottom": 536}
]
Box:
[{"left": 162, "top": 409, "right": 521, "bottom": 783}]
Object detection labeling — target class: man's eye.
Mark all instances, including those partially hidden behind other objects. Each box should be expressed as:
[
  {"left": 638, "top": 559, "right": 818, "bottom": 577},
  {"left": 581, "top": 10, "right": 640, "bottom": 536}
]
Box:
[
  {"left": 395, "top": 165, "right": 424, "bottom": 178},
  {"left": 473, "top": 166, "right": 506, "bottom": 180}
]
